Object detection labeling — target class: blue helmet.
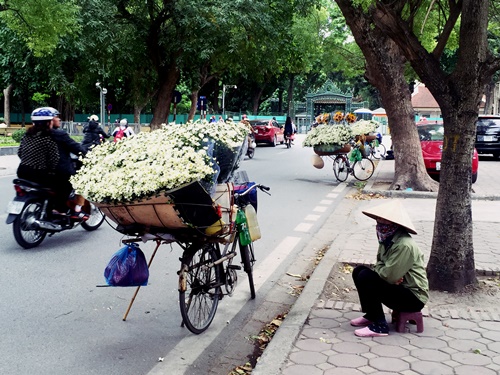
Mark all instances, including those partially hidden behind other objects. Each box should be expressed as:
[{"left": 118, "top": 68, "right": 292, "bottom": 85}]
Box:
[{"left": 31, "top": 107, "right": 60, "bottom": 121}]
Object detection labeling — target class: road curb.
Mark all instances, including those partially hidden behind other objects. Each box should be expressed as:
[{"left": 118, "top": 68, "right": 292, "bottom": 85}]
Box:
[{"left": 252, "top": 197, "right": 356, "bottom": 375}]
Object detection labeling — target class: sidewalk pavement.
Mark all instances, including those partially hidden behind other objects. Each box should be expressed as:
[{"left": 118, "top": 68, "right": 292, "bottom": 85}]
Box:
[{"left": 254, "top": 159, "right": 500, "bottom": 375}]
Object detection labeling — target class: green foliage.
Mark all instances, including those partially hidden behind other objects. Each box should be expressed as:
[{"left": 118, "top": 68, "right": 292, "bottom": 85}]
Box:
[
  {"left": 0, "top": 0, "right": 80, "bottom": 56},
  {"left": 32, "top": 92, "right": 50, "bottom": 105},
  {"left": 11, "top": 128, "right": 26, "bottom": 143}
]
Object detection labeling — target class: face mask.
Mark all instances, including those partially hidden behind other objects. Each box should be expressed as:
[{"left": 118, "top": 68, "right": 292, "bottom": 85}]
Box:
[{"left": 376, "top": 222, "right": 400, "bottom": 243}]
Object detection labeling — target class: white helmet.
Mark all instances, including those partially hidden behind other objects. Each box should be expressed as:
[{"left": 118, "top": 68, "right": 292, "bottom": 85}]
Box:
[
  {"left": 89, "top": 114, "right": 98, "bottom": 122},
  {"left": 119, "top": 118, "right": 128, "bottom": 127}
]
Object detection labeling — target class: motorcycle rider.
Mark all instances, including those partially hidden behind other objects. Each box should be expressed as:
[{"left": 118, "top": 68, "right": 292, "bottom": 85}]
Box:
[
  {"left": 49, "top": 108, "right": 88, "bottom": 219},
  {"left": 111, "top": 118, "right": 135, "bottom": 141},
  {"left": 17, "top": 109, "right": 60, "bottom": 187},
  {"left": 82, "top": 114, "right": 109, "bottom": 151},
  {"left": 284, "top": 116, "right": 295, "bottom": 147}
]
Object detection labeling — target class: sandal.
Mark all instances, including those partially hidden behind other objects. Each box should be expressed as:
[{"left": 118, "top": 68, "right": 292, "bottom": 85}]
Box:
[{"left": 70, "top": 211, "right": 89, "bottom": 221}]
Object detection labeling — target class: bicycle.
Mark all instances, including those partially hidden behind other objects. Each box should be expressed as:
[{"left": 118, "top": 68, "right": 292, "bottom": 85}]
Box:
[
  {"left": 332, "top": 141, "right": 375, "bottom": 182},
  {"left": 109, "top": 180, "right": 270, "bottom": 334},
  {"left": 177, "top": 182, "right": 269, "bottom": 333},
  {"left": 368, "top": 137, "right": 386, "bottom": 159}
]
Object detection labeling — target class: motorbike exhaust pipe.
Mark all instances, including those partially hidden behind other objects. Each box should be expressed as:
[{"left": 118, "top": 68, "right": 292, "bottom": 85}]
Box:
[{"left": 34, "top": 220, "right": 63, "bottom": 231}]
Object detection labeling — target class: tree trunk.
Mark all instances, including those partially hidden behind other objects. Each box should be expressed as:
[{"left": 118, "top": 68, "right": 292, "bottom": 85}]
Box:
[
  {"left": 483, "top": 79, "right": 495, "bottom": 114},
  {"left": 3, "top": 84, "right": 12, "bottom": 126},
  {"left": 366, "top": 0, "right": 497, "bottom": 292},
  {"left": 287, "top": 74, "right": 295, "bottom": 116},
  {"left": 252, "top": 86, "right": 264, "bottom": 115},
  {"left": 335, "top": 0, "right": 438, "bottom": 192},
  {"left": 188, "top": 90, "right": 199, "bottom": 121},
  {"left": 150, "top": 62, "right": 179, "bottom": 129},
  {"left": 133, "top": 105, "right": 143, "bottom": 125}
]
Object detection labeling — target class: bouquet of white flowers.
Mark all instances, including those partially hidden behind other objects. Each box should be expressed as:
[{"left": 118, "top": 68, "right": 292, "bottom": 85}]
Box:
[
  {"left": 303, "top": 124, "right": 353, "bottom": 147},
  {"left": 350, "top": 120, "right": 380, "bottom": 136},
  {"left": 70, "top": 120, "right": 249, "bottom": 204}
]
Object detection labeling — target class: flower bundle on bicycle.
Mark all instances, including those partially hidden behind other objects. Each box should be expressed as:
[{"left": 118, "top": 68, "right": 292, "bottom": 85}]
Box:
[{"left": 70, "top": 119, "right": 252, "bottom": 241}]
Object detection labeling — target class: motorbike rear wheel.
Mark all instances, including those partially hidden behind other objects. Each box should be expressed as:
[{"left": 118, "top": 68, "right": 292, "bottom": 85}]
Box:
[
  {"left": 81, "top": 203, "right": 105, "bottom": 231},
  {"left": 13, "top": 201, "right": 47, "bottom": 249}
]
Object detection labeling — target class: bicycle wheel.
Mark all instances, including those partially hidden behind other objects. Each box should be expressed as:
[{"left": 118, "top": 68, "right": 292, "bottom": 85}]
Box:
[
  {"left": 352, "top": 157, "right": 375, "bottom": 181},
  {"left": 371, "top": 142, "right": 386, "bottom": 159},
  {"left": 239, "top": 239, "right": 256, "bottom": 299},
  {"left": 333, "top": 155, "right": 349, "bottom": 182},
  {"left": 179, "top": 244, "right": 221, "bottom": 334}
]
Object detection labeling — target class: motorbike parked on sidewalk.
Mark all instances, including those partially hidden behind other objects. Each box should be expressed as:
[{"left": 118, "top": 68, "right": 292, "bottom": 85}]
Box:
[{"left": 6, "top": 178, "right": 105, "bottom": 249}]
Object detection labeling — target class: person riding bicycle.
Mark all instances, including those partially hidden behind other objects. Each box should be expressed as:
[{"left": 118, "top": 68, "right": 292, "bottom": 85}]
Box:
[{"left": 17, "top": 109, "right": 60, "bottom": 187}]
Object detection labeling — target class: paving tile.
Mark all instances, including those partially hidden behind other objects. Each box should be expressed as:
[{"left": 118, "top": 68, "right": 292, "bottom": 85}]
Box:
[
  {"left": 451, "top": 352, "right": 492, "bottom": 366},
  {"left": 370, "top": 344, "right": 409, "bottom": 358},
  {"left": 295, "top": 338, "right": 332, "bottom": 352},
  {"left": 324, "top": 368, "right": 365, "bottom": 375},
  {"left": 289, "top": 351, "right": 328, "bottom": 365},
  {"left": 448, "top": 339, "right": 486, "bottom": 352},
  {"left": 442, "top": 319, "right": 478, "bottom": 329},
  {"left": 327, "top": 353, "right": 368, "bottom": 368},
  {"left": 331, "top": 341, "right": 371, "bottom": 354},
  {"left": 408, "top": 336, "right": 448, "bottom": 349},
  {"left": 307, "top": 317, "right": 342, "bottom": 329},
  {"left": 368, "top": 357, "right": 409, "bottom": 372},
  {"left": 312, "top": 309, "right": 344, "bottom": 319},
  {"left": 282, "top": 364, "right": 324, "bottom": 375},
  {"left": 486, "top": 341, "right": 500, "bottom": 354},
  {"left": 409, "top": 348, "right": 451, "bottom": 362},
  {"left": 301, "top": 327, "right": 337, "bottom": 340},
  {"left": 445, "top": 329, "right": 482, "bottom": 340},
  {"left": 454, "top": 364, "right": 498, "bottom": 375},
  {"left": 479, "top": 321, "right": 500, "bottom": 331},
  {"left": 410, "top": 361, "right": 454, "bottom": 374}
]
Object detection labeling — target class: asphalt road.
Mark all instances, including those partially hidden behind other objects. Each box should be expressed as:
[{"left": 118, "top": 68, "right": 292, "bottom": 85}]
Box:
[{"left": 0, "top": 135, "right": 349, "bottom": 375}]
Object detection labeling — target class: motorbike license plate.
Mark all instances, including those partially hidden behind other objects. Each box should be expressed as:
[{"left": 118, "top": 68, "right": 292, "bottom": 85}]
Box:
[
  {"left": 6, "top": 201, "right": 24, "bottom": 215},
  {"left": 435, "top": 162, "right": 441, "bottom": 171}
]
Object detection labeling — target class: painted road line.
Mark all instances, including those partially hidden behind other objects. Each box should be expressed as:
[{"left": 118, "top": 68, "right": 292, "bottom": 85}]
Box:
[
  {"left": 313, "top": 206, "right": 327, "bottom": 213},
  {"left": 327, "top": 193, "right": 338, "bottom": 199},
  {"left": 333, "top": 183, "right": 347, "bottom": 193},
  {"left": 304, "top": 214, "right": 321, "bottom": 221},
  {"left": 148, "top": 236, "right": 302, "bottom": 375},
  {"left": 294, "top": 222, "right": 313, "bottom": 232},
  {"left": 320, "top": 199, "right": 333, "bottom": 205}
]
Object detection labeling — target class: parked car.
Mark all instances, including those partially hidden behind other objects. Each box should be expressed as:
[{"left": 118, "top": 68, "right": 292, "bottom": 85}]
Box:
[
  {"left": 249, "top": 120, "right": 284, "bottom": 146},
  {"left": 417, "top": 122, "right": 479, "bottom": 183},
  {"left": 475, "top": 115, "right": 500, "bottom": 159}
]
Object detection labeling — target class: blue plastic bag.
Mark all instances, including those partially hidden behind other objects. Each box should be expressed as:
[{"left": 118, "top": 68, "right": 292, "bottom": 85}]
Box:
[{"left": 104, "top": 243, "right": 149, "bottom": 287}]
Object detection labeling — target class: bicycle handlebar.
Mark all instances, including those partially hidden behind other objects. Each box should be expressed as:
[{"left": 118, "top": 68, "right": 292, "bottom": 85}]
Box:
[{"left": 235, "top": 183, "right": 271, "bottom": 198}]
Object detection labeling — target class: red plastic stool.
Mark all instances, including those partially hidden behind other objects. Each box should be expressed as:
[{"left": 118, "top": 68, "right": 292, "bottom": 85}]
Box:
[{"left": 392, "top": 311, "right": 424, "bottom": 333}]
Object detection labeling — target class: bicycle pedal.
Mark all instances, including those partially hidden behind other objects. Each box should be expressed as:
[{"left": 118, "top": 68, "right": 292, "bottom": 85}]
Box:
[{"left": 228, "top": 265, "right": 241, "bottom": 270}]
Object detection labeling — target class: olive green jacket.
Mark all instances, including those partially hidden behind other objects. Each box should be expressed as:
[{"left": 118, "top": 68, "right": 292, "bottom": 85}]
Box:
[{"left": 374, "top": 229, "right": 429, "bottom": 304}]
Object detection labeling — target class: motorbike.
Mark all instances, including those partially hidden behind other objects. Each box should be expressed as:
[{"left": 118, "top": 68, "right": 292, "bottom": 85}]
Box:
[
  {"left": 247, "top": 132, "right": 256, "bottom": 159},
  {"left": 284, "top": 132, "right": 295, "bottom": 148},
  {"left": 6, "top": 178, "right": 105, "bottom": 249}
]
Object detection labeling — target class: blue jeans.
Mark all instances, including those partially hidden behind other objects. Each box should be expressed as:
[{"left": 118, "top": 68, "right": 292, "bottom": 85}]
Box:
[{"left": 352, "top": 265, "right": 424, "bottom": 322}]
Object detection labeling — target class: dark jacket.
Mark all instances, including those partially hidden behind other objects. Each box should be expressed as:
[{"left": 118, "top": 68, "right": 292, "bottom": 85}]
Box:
[
  {"left": 82, "top": 121, "right": 109, "bottom": 151},
  {"left": 51, "top": 128, "right": 86, "bottom": 176}
]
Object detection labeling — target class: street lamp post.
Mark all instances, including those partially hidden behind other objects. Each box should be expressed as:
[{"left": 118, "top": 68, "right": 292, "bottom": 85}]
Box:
[
  {"left": 96, "top": 82, "right": 107, "bottom": 129},
  {"left": 222, "top": 84, "right": 237, "bottom": 120}
]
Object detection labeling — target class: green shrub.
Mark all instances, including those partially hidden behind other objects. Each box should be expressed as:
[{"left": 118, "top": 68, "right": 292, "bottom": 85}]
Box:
[{"left": 12, "top": 128, "right": 26, "bottom": 143}]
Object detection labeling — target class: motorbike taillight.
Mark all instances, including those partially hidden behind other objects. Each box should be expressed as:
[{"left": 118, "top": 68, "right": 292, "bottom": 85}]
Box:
[{"left": 14, "top": 184, "right": 27, "bottom": 196}]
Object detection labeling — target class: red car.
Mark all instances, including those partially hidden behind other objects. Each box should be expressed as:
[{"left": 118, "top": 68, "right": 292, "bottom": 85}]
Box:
[
  {"left": 417, "top": 122, "right": 479, "bottom": 183},
  {"left": 249, "top": 120, "right": 284, "bottom": 147}
]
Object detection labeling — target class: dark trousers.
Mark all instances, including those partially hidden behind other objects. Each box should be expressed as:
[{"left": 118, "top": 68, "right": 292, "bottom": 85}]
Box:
[{"left": 352, "top": 265, "right": 424, "bottom": 322}]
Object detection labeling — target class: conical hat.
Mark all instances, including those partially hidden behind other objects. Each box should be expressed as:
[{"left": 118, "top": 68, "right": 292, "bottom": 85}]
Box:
[{"left": 362, "top": 199, "right": 417, "bottom": 234}]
